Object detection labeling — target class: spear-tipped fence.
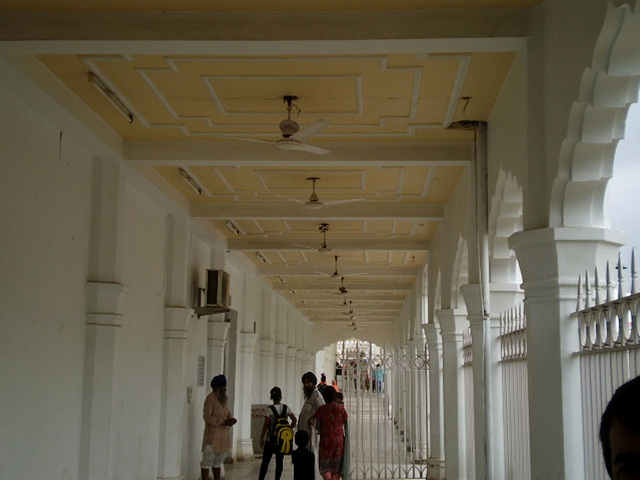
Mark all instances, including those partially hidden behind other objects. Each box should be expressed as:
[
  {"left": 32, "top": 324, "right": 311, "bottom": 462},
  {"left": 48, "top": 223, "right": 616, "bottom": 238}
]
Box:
[{"left": 575, "top": 249, "right": 640, "bottom": 480}]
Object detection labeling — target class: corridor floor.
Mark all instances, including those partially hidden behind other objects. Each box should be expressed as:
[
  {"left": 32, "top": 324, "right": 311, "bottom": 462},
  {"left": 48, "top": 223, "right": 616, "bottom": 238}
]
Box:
[
  {"left": 221, "top": 457, "right": 293, "bottom": 479},
  {"left": 217, "top": 391, "right": 425, "bottom": 480}
]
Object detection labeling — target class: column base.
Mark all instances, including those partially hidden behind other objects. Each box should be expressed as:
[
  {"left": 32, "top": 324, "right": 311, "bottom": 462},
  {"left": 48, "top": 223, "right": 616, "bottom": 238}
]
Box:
[
  {"left": 235, "top": 438, "right": 255, "bottom": 461},
  {"left": 427, "top": 459, "right": 445, "bottom": 480}
]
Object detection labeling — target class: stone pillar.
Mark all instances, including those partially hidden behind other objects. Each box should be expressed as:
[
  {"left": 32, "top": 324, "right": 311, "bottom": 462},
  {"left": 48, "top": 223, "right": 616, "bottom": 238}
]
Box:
[
  {"left": 509, "top": 227, "right": 624, "bottom": 479},
  {"left": 460, "top": 283, "right": 490, "bottom": 480},
  {"left": 235, "top": 332, "right": 258, "bottom": 461},
  {"left": 424, "top": 323, "right": 444, "bottom": 480},
  {"left": 438, "top": 309, "right": 469, "bottom": 480},
  {"left": 82, "top": 282, "right": 128, "bottom": 480},
  {"left": 157, "top": 308, "right": 191, "bottom": 480}
]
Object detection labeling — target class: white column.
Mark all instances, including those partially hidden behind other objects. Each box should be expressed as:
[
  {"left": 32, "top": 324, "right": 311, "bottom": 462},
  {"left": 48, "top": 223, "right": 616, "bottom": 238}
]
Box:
[
  {"left": 260, "top": 338, "right": 275, "bottom": 396},
  {"left": 274, "top": 343, "right": 287, "bottom": 388},
  {"left": 82, "top": 157, "right": 127, "bottom": 480},
  {"left": 509, "top": 227, "right": 624, "bottom": 479},
  {"left": 460, "top": 283, "right": 490, "bottom": 480},
  {"left": 157, "top": 214, "right": 193, "bottom": 480},
  {"left": 83, "top": 282, "right": 128, "bottom": 480},
  {"left": 207, "top": 319, "right": 229, "bottom": 382},
  {"left": 405, "top": 340, "right": 417, "bottom": 450},
  {"left": 295, "top": 349, "right": 306, "bottom": 405},
  {"left": 234, "top": 332, "right": 258, "bottom": 461},
  {"left": 157, "top": 307, "right": 191, "bottom": 480},
  {"left": 413, "top": 331, "right": 429, "bottom": 460},
  {"left": 424, "top": 323, "right": 444, "bottom": 480},
  {"left": 285, "top": 346, "right": 297, "bottom": 399},
  {"left": 438, "top": 309, "right": 469, "bottom": 480},
  {"left": 488, "top": 284, "right": 524, "bottom": 480}
]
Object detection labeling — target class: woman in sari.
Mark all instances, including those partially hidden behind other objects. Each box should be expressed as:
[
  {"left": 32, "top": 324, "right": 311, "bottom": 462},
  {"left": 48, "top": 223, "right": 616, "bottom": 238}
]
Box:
[{"left": 309, "top": 386, "right": 348, "bottom": 480}]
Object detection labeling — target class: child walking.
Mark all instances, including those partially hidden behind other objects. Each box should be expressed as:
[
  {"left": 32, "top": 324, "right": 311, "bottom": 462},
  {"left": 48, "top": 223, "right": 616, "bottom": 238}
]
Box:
[{"left": 291, "top": 430, "right": 315, "bottom": 480}]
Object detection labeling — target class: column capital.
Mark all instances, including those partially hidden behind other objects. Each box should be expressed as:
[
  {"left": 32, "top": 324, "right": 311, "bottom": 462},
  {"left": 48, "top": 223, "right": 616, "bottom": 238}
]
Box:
[
  {"left": 207, "top": 320, "right": 230, "bottom": 346},
  {"left": 509, "top": 227, "right": 624, "bottom": 294},
  {"left": 238, "top": 332, "right": 258, "bottom": 352},
  {"left": 423, "top": 322, "right": 441, "bottom": 343},
  {"left": 460, "top": 283, "right": 485, "bottom": 319},
  {"left": 274, "top": 342, "right": 287, "bottom": 358},
  {"left": 260, "top": 337, "right": 275, "bottom": 355},
  {"left": 489, "top": 283, "right": 524, "bottom": 319},
  {"left": 285, "top": 346, "right": 297, "bottom": 361},
  {"left": 437, "top": 309, "right": 469, "bottom": 336},
  {"left": 163, "top": 307, "right": 192, "bottom": 340},
  {"left": 86, "top": 281, "right": 128, "bottom": 327}
]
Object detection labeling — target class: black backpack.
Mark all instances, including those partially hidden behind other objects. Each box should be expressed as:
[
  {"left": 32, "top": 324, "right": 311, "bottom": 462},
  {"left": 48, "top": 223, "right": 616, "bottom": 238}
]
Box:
[{"left": 269, "top": 404, "right": 294, "bottom": 455}]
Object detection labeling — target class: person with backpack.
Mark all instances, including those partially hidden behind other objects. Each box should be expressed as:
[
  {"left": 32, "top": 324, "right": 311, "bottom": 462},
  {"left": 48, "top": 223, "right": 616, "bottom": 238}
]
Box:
[{"left": 258, "top": 386, "right": 297, "bottom": 480}]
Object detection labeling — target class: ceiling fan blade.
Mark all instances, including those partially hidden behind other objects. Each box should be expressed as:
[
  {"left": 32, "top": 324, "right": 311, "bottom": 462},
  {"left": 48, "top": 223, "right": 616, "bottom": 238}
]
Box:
[
  {"left": 314, "top": 270, "right": 333, "bottom": 277},
  {"left": 213, "top": 135, "right": 275, "bottom": 145},
  {"left": 322, "top": 198, "right": 366, "bottom": 206},
  {"left": 277, "top": 195, "right": 307, "bottom": 205},
  {"left": 296, "top": 143, "right": 331, "bottom": 155},
  {"left": 292, "top": 243, "right": 319, "bottom": 251},
  {"left": 291, "top": 119, "right": 330, "bottom": 142},
  {"left": 342, "top": 272, "right": 368, "bottom": 277}
]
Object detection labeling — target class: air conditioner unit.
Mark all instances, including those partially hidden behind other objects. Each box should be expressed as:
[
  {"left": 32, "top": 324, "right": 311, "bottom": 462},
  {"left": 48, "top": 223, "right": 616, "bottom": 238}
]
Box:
[
  {"left": 206, "top": 269, "right": 230, "bottom": 307},
  {"left": 193, "top": 270, "right": 231, "bottom": 317}
]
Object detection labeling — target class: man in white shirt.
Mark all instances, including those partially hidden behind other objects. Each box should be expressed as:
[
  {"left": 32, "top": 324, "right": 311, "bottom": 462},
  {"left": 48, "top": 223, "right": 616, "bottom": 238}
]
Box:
[{"left": 298, "top": 372, "right": 325, "bottom": 480}]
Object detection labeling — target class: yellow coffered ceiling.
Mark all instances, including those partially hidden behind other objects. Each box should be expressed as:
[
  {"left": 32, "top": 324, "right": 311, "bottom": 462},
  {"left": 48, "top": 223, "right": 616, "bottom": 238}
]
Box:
[{"left": 0, "top": 0, "right": 540, "bottom": 341}]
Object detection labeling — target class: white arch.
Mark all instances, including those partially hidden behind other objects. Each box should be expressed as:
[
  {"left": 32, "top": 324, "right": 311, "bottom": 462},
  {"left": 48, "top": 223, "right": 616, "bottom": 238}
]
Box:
[
  {"left": 552, "top": 1, "right": 640, "bottom": 227},
  {"left": 489, "top": 170, "right": 523, "bottom": 284}
]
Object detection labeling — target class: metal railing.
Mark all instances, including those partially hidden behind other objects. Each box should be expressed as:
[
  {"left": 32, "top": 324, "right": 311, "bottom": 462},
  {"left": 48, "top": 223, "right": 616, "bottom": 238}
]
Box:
[
  {"left": 576, "top": 251, "right": 640, "bottom": 480},
  {"left": 337, "top": 342, "right": 429, "bottom": 479},
  {"left": 499, "top": 303, "right": 530, "bottom": 480}
]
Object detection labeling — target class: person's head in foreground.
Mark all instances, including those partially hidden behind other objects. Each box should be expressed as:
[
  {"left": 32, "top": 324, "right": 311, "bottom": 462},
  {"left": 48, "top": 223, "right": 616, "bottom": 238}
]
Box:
[{"left": 600, "top": 375, "right": 640, "bottom": 479}]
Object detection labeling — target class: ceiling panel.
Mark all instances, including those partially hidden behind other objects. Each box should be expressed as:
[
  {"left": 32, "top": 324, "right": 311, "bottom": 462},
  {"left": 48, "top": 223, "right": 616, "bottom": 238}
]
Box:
[{"left": 3, "top": 0, "right": 533, "bottom": 340}]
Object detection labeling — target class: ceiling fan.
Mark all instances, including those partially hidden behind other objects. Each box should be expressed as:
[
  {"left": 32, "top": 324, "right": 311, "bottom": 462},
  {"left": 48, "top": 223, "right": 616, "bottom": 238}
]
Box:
[
  {"left": 335, "top": 277, "right": 348, "bottom": 295},
  {"left": 231, "top": 95, "right": 331, "bottom": 155},
  {"left": 317, "top": 255, "right": 368, "bottom": 279},
  {"left": 292, "top": 223, "right": 332, "bottom": 252},
  {"left": 281, "top": 177, "right": 365, "bottom": 210}
]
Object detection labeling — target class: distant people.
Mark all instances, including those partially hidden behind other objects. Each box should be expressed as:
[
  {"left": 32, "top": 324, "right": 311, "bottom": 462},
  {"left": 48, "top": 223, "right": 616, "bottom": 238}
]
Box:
[
  {"left": 600, "top": 375, "right": 640, "bottom": 479},
  {"left": 299, "top": 372, "right": 326, "bottom": 480},
  {"left": 201, "top": 375, "right": 237, "bottom": 480},
  {"left": 292, "top": 430, "right": 316, "bottom": 480},
  {"left": 331, "top": 379, "right": 340, "bottom": 393},
  {"left": 318, "top": 373, "right": 328, "bottom": 392},
  {"left": 258, "top": 386, "right": 297, "bottom": 480},
  {"left": 372, "top": 363, "right": 385, "bottom": 393},
  {"left": 336, "top": 391, "right": 344, "bottom": 408},
  {"left": 309, "top": 386, "right": 348, "bottom": 480}
]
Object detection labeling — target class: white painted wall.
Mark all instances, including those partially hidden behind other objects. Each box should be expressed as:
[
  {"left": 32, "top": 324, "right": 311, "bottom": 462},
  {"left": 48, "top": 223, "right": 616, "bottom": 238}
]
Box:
[{"left": 0, "top": 85, "right": 92, "bottom": 479}]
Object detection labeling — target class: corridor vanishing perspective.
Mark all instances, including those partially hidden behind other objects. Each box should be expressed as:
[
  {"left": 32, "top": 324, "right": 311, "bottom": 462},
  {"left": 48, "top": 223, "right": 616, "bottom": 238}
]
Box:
[
  {"left": 337, "top": 341, "right": 429, "bottom": 480},
  {"left": 5, "top": 1, "right": 640, "bottom": 480}
]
